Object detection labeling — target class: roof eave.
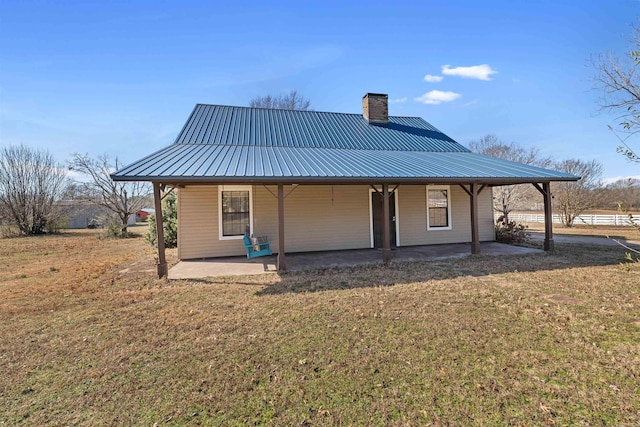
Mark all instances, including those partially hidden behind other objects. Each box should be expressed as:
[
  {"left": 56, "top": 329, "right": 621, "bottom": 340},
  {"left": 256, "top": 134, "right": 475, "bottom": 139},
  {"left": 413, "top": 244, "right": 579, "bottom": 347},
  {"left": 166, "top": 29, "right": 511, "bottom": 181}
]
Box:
[{"left": 110, "top": 174, "right": 580, "bottom": 185}]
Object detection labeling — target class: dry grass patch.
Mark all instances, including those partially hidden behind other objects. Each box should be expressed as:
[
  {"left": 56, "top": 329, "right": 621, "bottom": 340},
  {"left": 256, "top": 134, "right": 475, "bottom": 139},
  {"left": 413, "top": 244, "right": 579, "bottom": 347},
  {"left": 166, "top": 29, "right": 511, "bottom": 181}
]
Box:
[{"left": 1, "top": 231, "right": 639, "bottom": 425}]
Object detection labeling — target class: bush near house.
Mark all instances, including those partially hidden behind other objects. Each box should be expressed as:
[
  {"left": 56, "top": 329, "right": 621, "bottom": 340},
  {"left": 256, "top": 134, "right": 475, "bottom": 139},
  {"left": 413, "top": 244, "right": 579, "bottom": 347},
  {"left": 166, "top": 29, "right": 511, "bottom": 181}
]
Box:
[
  {"left": 495, "top": 219, "right": 530, "bottom": 244},
  {"left": 146, "top": 192, "right": 177, "bottom": 248}
]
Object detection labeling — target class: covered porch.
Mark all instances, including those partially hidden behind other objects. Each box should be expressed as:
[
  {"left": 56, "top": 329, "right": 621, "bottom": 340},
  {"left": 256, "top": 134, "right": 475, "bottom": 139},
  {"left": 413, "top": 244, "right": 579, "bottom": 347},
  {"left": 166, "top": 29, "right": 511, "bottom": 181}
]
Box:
[
  {"left": 167, "top": 241, "right": 543, "bottom": 279},
  {"left": 151, "top": 181, "right": 556, "bottom": 279}
]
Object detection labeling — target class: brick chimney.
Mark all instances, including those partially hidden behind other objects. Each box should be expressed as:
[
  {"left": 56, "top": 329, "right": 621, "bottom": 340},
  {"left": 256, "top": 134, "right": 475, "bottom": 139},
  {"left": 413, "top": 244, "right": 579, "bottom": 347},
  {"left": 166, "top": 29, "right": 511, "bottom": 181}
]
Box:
[{"left": 362, "top": 93, "right": 388, "bottom": 124}]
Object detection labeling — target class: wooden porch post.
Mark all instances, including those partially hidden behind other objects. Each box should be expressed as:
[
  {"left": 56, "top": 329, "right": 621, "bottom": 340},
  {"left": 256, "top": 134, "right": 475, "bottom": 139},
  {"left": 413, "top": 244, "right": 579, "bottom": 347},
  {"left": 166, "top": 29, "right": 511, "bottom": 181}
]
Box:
[
  {"left": 277, "top": 183, "right": 287, "bottom": 271},
  {"left": 470, "top": 182, "right": 480, "bottom": 254},
  {"left": 153, "top": 182, "right": 167, "bottom": 278},
  {"left": 382, "top": 183, "right": 391, "bottom": 266},
  {"left": 532, "top": 182, "right": 554, "bottom": 251},
  {"left": 542, "top": 182, "right": 554, "bottom": 251}
]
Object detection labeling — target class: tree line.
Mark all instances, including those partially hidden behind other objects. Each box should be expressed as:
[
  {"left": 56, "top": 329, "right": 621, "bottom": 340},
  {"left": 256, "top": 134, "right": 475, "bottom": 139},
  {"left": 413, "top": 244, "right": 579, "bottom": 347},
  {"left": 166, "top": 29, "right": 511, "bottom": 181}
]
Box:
[
  {"left": 0, "top": 145, "right": 150, "bottom": 238},
  {"left": 468, "top": 133, "right": 639, "bottom": 227}
]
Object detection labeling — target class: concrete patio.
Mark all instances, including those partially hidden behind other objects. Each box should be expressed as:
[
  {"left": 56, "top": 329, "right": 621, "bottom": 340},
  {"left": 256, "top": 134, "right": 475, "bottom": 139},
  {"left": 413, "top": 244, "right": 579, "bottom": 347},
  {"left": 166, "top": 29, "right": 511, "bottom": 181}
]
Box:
[{"left": 168, "top": 242, "right": 542, "bottom": 279}]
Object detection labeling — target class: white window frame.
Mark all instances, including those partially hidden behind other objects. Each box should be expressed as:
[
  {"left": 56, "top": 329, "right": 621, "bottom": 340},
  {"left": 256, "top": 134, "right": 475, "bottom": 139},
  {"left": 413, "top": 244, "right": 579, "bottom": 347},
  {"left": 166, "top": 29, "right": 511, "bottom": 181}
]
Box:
[
  {"left": 218, "top": 185, "right": 254, "bottom": 240},
  {"left": 426, "top": 185, "right": 452, "bottom": 231}
]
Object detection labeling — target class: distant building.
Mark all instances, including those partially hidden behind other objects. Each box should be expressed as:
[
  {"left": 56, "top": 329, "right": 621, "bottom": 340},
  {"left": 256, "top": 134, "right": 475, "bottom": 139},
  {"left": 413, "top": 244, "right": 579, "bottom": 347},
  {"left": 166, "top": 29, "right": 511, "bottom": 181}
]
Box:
[
  {"left": 56, "top": 200, "right": 137, "bottom": 228},
  {"left": 136, "top": 208, "right": 155, "bottom": 222},
  {"left": 57, "top": 200, "right": 107, "bottom": 229}
]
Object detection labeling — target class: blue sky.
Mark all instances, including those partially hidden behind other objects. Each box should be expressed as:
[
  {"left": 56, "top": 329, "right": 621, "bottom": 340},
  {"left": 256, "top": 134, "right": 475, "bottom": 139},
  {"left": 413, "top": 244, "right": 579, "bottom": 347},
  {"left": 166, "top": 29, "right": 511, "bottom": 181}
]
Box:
[{"left": 1, "top": 0, "right": 638, "bottom": 182}]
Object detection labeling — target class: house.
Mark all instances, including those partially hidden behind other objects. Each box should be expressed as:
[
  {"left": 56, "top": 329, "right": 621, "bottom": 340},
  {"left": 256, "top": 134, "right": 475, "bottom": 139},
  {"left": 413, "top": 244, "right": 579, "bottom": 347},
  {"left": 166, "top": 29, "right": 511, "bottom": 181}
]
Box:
[
  {"left": 136, "top": 208, "right": 155, "bottom": 222},
  {"left": 111, "top": 93, "right": 578, "bottom": 278}
]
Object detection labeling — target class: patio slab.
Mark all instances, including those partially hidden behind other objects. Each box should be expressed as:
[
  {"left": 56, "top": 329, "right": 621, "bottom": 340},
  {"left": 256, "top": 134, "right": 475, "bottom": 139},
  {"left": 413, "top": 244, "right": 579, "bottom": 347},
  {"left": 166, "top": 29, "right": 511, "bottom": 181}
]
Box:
[
  {"left": 168, "top": 242, "right": 542, "bottom": 279},
  {"left": 168, "top": 257, "right": 277, "bottom": 279}
]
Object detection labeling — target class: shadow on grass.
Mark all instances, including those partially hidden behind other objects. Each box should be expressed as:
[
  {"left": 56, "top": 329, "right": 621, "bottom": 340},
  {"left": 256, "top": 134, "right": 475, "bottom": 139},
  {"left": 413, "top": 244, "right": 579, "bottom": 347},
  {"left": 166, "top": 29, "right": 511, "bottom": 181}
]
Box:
[{"left": 198, "top": 242, "right": 632, "bottom": 296}]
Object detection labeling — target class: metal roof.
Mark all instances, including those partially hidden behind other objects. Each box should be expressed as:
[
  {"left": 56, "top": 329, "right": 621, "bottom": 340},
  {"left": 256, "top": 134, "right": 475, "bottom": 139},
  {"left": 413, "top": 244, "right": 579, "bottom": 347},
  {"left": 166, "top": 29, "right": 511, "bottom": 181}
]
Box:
[
  {"left": 112, "top": 104, "right": 579, "bottom": 183},
  {"left": 173, "top": 104, "right": 468, "bottom": 152},
  {"left": 112, "top": 143, "right": 577, "bottom": 183}
]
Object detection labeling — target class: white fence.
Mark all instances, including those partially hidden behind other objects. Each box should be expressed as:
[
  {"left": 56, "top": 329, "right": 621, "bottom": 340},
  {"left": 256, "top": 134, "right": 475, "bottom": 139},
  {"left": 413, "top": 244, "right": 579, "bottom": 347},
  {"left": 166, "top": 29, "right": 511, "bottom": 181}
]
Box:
[{"left": 504, "top": 213, "right": 640, "bottom": 226}]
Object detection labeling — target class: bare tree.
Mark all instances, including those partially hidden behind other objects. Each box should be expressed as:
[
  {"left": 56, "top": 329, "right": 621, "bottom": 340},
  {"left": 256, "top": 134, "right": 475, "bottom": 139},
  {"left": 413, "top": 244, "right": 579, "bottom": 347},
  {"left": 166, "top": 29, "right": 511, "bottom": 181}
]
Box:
[
  {"left": 468, "top": 134, "right": 551, "bottom": 223},
  {"left": 69, "top": 153, "right": 150, "bottom": 237},
  {"left": 552, "top": 159, "right": 603, "bottom": 227},
  {"left": 592, "top": 178, "right": 640, "bottom": 210},
  {"left": 592, "top": 26, "right": 640, "bottom": 162},
  {"left": 0, "top": 144, "right": 67, "bottom": 235},
  {"left": 250, "top": 90, "right": 312, "bottom": 110}
]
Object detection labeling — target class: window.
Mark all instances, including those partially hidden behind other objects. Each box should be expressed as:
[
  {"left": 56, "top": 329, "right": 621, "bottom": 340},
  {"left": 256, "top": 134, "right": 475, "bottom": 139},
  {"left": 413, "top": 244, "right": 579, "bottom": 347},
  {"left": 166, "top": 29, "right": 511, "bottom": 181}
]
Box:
[
  {"left": 427, "top": 186, "right": 452, "bottom": 230},
  {"left": 219, "top": 186, "right": 253, "bottom": 239}
]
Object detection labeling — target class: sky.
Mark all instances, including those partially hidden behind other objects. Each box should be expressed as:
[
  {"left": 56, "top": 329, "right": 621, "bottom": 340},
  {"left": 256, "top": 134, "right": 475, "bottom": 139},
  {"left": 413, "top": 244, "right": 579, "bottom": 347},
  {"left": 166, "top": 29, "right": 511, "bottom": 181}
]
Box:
[{"left": 1, "top": 0, "right": 639, "bottom": 183}]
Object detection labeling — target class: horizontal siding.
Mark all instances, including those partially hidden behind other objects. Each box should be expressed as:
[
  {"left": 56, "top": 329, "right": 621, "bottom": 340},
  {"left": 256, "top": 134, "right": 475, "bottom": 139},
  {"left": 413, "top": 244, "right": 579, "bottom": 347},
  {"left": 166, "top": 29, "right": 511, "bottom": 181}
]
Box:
[
  {"left": 252, "top": 185, "right": 372, "bottom": 253},
  {"left": 178, "top": 184, "right": 495, "bottom": 260},
  {"left": 398, "top": 185, "right": 494, "bottom": 246},
  {"left": 178, "top": 186, "right": 246, "bottom": 259},
  {"left": 177, "top": 185, "right": 371, "bottom": 260}
]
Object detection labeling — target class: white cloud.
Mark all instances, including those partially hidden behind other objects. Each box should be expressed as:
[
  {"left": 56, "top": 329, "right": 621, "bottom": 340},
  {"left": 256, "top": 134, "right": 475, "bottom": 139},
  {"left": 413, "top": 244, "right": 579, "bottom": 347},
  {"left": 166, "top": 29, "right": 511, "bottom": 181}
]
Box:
[
  {"left": 414, "top": 90, "right": 462, "bottom": 105},
  {"left": 441, "top": 64, "right": 497, "bottom": 81},
  {"left": 423, "top": 74, "right": 443, "bottom": 83},
  {"left": 389, "top": 97, "right": 407, "bottom": 104}
]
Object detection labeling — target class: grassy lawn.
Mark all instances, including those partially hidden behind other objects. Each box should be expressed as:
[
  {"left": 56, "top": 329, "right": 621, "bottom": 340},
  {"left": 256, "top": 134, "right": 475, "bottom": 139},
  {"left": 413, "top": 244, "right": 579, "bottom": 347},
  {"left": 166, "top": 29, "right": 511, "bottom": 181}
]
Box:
[{"left": 1, "top": 229, "right": 639, "bottom": 425}]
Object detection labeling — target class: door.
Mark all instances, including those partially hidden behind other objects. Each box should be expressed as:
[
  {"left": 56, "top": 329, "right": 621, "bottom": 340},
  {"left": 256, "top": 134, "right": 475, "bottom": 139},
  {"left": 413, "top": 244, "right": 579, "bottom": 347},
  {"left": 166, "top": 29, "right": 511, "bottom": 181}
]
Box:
[{"left": 371, "top": 191, "right": 396, "bottom": 249}]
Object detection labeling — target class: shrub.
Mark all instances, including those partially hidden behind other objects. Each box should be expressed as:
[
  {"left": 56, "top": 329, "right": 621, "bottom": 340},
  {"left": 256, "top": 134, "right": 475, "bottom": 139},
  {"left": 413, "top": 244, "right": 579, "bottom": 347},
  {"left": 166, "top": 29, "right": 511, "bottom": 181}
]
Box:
[
  {"left": 96, "top": 213, "right": 138, "bottom": 239},
  {"left": 44, "top": 214, "right": 68, "bottom": 234},
  {"left": 146, "top": 192, "right": 177, "bottom": 248},
  {"left": 495, "top": 219, "right": 529, "bottom": 244}
]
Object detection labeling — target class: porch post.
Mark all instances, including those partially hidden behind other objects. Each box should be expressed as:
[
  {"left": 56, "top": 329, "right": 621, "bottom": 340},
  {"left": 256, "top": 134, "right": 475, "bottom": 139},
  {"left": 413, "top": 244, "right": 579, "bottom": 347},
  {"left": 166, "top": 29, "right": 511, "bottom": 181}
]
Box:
[
  {"left": 153, "top": 182, "right": 167, "bottom": 278},
  {"left": 470, "top": 182, "right": 480, "bottom": 254},
  {"left": 277, "top": 183, "right": 287, "bottom": 271},
  {"left": 542, "top": 182, "right": 554, "bottom": 251},
  {"left": 382, "top": 183, "right": 391, "bottom": 266},
  {"left": 532, "top": 182, "right": 555, "bottom": 251}
]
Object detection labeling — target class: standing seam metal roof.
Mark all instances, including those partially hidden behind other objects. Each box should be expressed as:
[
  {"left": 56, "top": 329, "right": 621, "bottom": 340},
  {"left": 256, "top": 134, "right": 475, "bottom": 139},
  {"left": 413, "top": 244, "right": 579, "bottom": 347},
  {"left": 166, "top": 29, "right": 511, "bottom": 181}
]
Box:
[
  {"left": 112, "top": 104, "right": 579, "bottom": 182},
  {"left": 113, "top": 144, "right": 577, "bottom": 181},
  {"left": 173, "top": 104, "right": 467, "bottom": 152}
]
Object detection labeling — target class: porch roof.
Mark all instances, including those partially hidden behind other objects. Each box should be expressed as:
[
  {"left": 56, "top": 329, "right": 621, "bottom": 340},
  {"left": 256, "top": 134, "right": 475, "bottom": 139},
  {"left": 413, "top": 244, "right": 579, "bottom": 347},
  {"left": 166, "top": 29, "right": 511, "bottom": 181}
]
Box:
[
  {"left": 111, "top": 104, "right": 579, "bottom": 184},
  {"left": 112, "top": 143, "right": 577, "bottom": 184}
]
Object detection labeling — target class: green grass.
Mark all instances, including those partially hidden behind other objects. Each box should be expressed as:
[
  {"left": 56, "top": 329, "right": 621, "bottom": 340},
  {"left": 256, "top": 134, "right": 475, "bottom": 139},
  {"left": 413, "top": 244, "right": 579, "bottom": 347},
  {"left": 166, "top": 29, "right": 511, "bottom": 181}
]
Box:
[{"left": 1, "top": 231, "right": 639, "bottom": 425}]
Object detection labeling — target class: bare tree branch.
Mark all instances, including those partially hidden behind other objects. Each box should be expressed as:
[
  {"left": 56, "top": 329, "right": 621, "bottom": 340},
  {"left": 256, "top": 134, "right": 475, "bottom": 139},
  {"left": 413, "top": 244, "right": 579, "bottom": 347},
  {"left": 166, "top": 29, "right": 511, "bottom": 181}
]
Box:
[
  {"left": 69, "top": 153, "right": 151, "bottom": 237},
  {"left": 250, "top": 90, "right": 312, "bottom": 111},
  {"left": 0, "top": 145, "right": 67, "bottom": 235},
  {"left": 468, "top": 134, "right": 551, "bottom": 223},
  {"left": 592, "top": 26, "right": 640, "bottom": 162},
  {"left": 552, "top": 159, "right": 603, "bottom": 227}
]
